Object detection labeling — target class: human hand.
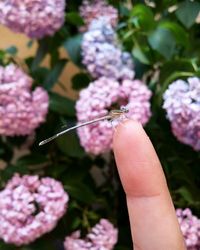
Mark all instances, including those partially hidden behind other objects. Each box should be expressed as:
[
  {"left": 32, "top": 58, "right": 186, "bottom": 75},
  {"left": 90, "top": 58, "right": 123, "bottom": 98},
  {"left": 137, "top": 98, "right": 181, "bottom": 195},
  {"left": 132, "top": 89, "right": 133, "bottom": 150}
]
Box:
[{"left": 113, "top": 120, "right": 186, "bottom": 250}]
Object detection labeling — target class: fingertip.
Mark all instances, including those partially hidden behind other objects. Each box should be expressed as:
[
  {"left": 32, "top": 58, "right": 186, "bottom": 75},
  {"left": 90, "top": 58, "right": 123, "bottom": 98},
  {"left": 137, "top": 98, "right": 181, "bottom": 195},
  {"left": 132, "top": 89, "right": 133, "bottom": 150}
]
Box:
[
  {"left": 113, "top": 120, "right": 185, "bottom": 250},
  {"left": 113, "top": 119, "right": 144, "bottom": 151},
  {"left": 113, "top": 119, "right": 165, "bottom": 197}
]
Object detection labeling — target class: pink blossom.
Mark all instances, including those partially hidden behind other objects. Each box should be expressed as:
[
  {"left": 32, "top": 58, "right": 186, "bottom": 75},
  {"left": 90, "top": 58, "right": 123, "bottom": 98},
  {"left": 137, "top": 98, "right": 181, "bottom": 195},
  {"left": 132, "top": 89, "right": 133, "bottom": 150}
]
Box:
[
  {"left": 0, "top": 174, "right": 69, "bottom": 246},
  {"left": 64, "top": 219, "right": 118, "bottom": 250},
  {"left": 0, "top": 64, "right": 49, "bottom": 136},
  {"left": 79, "top": 0, "right": 118, "bottom": 31},
  {"left": 176, "top": 208, "right": 200, "bottom": 249},
  {"left": 163, "top": 77, "right": 200, "bottom": 150},
  {"left": 76, "top": 77, "right": 152, "bottom": 155},
  {"left": 0, "top": 0, "right": 65, "bottom": 39},
  {"left": 81, "top": 18, "right": 135, "bottom": 81}
]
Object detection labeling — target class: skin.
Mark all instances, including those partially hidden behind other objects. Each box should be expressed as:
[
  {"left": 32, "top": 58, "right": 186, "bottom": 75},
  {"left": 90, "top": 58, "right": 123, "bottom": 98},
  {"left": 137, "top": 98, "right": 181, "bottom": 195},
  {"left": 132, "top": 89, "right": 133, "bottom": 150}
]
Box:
[{"left": 113, "top": 120, "right": 186, "bottom": 250}]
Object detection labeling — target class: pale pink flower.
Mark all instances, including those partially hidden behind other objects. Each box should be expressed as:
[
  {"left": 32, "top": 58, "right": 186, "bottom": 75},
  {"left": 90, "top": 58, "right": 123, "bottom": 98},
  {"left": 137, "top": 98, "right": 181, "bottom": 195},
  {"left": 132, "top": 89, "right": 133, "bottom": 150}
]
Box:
[
  {"left": 64, "top": 219, "right": 118, "bottom": 250},
  {"left": 0, "top": 64, "right": 49, "bottom": 136},
  {"left": 76, "top": 77, "right": 152, "bottom": 155},
  {"left": 176, "top": 208, "right": 200, "bottom": 249},
  {"left": 163, "top": 77, "right": 200, "bottom": 150},
  {"left": 81, "top": 18, "right": 135, "bottom": 81},
  {"left": 0, "top": 0, "right": 65, "bottom": 38},
  {"left": 79, "top": 0, "right": 118, "bottom": 31},
  {"left": 0, "top": 174, "right": 69, "bottom": 246}
]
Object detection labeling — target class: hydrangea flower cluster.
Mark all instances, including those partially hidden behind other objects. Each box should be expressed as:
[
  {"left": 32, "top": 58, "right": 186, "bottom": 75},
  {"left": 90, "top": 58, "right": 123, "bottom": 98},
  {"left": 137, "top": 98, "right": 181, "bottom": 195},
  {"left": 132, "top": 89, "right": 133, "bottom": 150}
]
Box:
[
  {"left": 0, "top": 64, "right": 49, "bottom": 136},
  {"left": 0, "top": 174, "right": 69, "bottom": 246},
  {"left": 81, "top": 18, "right": 135, "bottom": 81},
  {"left": 163, "top": 77, "right": 200, "bottom": 150},
  {"left": 0, "top": 0, "right": 66, "bottom": 39},
  {"left": 176, "top": 208, "right": 200, "bottom": 249},
  {"left": 64, "top": 219, "right": 118, "bottom": 250},
  {"left": 79, "top": 0, "right": 118, "bottom": 31},
  {"left": 76, "top": 77, "right": 152, "bottom": 155}
]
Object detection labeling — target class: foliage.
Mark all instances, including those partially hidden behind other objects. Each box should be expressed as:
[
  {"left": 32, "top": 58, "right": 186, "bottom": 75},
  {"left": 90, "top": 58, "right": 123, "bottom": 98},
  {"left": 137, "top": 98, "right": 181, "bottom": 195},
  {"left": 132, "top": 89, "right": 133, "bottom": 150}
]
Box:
[{"left": 0, "top": 0, "right": 200, "bottom": 249}]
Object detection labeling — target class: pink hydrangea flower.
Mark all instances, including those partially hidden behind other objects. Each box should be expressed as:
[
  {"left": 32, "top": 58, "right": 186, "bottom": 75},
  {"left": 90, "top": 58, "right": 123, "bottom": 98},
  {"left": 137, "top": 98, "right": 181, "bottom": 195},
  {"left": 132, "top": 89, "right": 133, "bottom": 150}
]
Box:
[
  {"left": 176, "top": 208, "right": 200, "bottom": 249},
  {"left": 64, "top": 219, "right": 118, "bottom": 250},
  {"left": 76, "top": 77, "right": 152, "bottom": 155},
  {"left": 82, "top": 18, "right": 135, "bottom": 81},
  {"left": 0, "top": 0, "right": 65, "bottom": 39},
  {"left": 163, "top": 77, "right": 200, "bottom": 150},
  {"left": 0, "top": 64, "right": 49, "bottom": 136},
  {"left": 79, "top": 0, "right": 118, "bottom": 31},
  {"left": 0, "top": 174, "right": 69, "bottom": 246}
]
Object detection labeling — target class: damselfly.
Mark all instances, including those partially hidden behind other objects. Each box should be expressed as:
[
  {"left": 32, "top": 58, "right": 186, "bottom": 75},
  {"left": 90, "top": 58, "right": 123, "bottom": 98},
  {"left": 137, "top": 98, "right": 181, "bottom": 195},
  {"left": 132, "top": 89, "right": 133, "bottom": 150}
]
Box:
[{"left": 39, "top": 106, "right": 129, "bottom": 146}]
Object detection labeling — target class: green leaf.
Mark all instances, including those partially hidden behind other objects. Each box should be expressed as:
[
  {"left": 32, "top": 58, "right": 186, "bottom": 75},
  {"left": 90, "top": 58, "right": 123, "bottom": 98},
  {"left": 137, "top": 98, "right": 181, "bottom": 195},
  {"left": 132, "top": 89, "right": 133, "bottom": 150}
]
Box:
[
  {"left": 30, "top": 238, "right": 56, "bottom": 250},
  {"left": 116, "top": 247, "right": 130, "bottom": 250},
  {"left": 148, "top": 20, "right": 189, "bottom": 59},
  {"left": 64, "top": 164, "right": 91, "bottom": 183},
  {"left": 6, "top": 46, "right": 18, "bottom": 55},
  {"left": 176, "top": 187, "right": 194, "bottom": 204},
  {"left": 148, "top": 27, "right": 176, "bottom": 59},
  {"left": 1, "top": 164, "right": 27, "bottom": 182},
  {"left": 0, "top": 241, "right": 16, "bottom": 250},
  {"left": 71, "top": 217, "right": 82, "bottom": 229},
  {"left": 72, "top": 73, "right": 91, "bottom": 90},
  {"left": 65, "top": 182, "right": 96, "bottom": 204},
  {"left": 0, "top": 50, "right": 6, "bottom": 61},
  {"left": 119, "top": 3, "right": 130, "bottom": 17},
  {"left": 43, "top": 59, "right": 67, "bottom": 90},
  {"left": 159, "top": 21, "right": 188, "bottom": 48},
  {"left": 0, "top": 141, "right": 13, "bottom": 162},
  {"left": 56, "top": 132, "right": 85, "bottom": 158},
  {"left": 176, "top": 0, "right": 200, "bottom": 28},
  {"left": 31, "top": 39, "right": 49, "bottom": 71},
  {"left": 63, "top": 34, "right": 83, "bottom": 65},
  {"left": 27, "top": 40, "right": 34, "bottom": 48},
  {"left": 132, "top": 43, "right": 151, "bottom": 64},
  {"left": 50, "top": 50, "right": 59, "bottom": 67},
  {"left": 16, "top": 153, "right": 48, "bottom": 166},
  {"left": 159, "top": 59, "right": 195, "bottom": 84},
  {"left": 31, "top": 67, "right": 50, "bottom": 83},
  {"left": 21, "top": 247, "right": 32, "bottom": 250},
  {"left": 49, "top": 92, "right": 76, "bottom": 116},
  {"left": 66, "top": 12, "right": 84, "bottom": 26},
  {"left": 130, "top": 4, "right": 156, "bottom": 31},
  {"left": 47, "top": 164, "right": 67, "bottom": 179}
]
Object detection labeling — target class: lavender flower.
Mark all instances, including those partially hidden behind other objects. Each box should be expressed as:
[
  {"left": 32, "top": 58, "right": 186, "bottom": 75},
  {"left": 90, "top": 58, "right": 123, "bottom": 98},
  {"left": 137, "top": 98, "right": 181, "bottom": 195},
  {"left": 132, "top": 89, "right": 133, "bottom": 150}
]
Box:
[
  {"left": 0, "top": 0, "right": 66, "bottom": 39},
  {"left": 0, "top": 174, "right": 69, "bottom": 246},
  {"left": 0, "top": 64, "right": 49, "bottom": 136},
  {"left": 82, "top": 18, "right": 135, "bottom": 81},
  {"left": 163, "top": 77, "right": 200, "bottom": 150},
  {"left": 79, "top": 0, "right": 118, "bottom": 31},
  {"left": 64, "top": 219, "right": 118, "bottom": 250},
  {"left": 76, "top": 77, "right": 152, "bottom": 155},
  {"left": 176, "top": 208, "right": 200, "bottom": 249}
]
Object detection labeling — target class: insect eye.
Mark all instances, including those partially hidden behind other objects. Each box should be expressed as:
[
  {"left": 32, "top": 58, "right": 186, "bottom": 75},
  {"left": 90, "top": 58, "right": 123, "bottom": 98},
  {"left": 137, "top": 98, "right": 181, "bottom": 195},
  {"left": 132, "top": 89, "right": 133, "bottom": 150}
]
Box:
[{"left": 120, "top": 106, "right": 129, "bottom": 113}]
